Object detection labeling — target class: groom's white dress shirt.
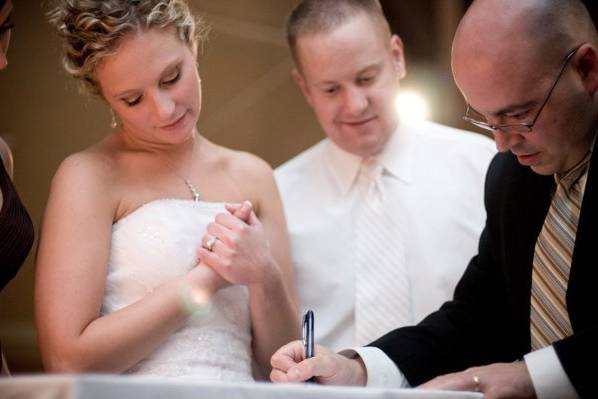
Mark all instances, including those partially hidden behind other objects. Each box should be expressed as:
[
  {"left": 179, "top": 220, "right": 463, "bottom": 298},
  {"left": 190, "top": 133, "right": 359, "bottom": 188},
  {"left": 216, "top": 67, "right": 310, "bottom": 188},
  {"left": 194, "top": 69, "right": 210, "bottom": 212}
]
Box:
[{"left": 275, "top": 120, "right": 496, "bottom": 351}]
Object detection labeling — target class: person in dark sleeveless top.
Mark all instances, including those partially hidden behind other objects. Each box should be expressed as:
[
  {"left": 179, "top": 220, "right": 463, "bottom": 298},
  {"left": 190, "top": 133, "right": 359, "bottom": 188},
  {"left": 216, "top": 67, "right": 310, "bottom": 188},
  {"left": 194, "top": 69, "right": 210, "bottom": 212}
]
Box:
[
  {"left": 0, "top": 138, "right": 34, "bottom": 291},
  {"left": 0, "top": 0, "right": 35, "bottom": 375}
]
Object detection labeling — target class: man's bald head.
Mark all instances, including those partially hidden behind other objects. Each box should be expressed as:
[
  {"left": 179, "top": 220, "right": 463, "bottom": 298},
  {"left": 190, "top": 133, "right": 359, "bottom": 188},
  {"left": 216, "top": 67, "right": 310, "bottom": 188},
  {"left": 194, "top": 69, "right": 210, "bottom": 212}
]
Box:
[
  {"left": 451, "top": 0, "right": 598, "bottom": 176},
  {"left": 453, "top": 0, "right": 596, "bottom": 74}
]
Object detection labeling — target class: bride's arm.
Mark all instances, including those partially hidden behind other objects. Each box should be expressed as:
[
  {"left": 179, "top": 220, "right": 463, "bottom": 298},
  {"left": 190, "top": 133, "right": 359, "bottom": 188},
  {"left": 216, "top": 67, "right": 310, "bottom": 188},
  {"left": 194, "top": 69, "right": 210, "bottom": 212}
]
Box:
[
  {"left": 35, "top": 152, "right": 219, "bottom": 372},
  {"left": 198, "top": 154, "right": 300, "bottom": 372},
  {"left": 246, "top": 174, "right": 300, "bottom": 371}
]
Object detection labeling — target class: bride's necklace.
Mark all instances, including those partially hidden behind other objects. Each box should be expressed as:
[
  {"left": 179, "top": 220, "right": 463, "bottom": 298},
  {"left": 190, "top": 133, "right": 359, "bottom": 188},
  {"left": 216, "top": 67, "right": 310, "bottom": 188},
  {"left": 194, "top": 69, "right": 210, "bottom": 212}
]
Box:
[
  {"left": 160, "top": 136, "right": 201, "bottom": 202},
  {"left": 184, "top": 178, "right": 200, "bottom": 202}
]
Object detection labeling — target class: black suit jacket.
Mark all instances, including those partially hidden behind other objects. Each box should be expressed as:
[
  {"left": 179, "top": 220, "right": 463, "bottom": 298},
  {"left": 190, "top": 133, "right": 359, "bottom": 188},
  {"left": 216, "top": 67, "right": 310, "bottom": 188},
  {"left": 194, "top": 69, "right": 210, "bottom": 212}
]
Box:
[{"left": 371, "top": 150, "right": 598, "bottom": 397}]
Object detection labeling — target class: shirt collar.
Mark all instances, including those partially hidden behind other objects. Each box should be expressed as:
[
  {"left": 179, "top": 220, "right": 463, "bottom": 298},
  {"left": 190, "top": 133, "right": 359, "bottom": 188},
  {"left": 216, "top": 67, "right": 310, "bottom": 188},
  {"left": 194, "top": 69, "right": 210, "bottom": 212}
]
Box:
[
  {"left": 379, "top": 121, "right": 414, "bottom": 184},
  {"left": 556, "top": 151, "right": 591, "bottom": 190},
  {"left": 323, "top": 122, "right": 414, "bottom": 196},
  {"left": 553, "top": 128, "right": 597, "bottom": 185},
  {"left": 323, "top": 140, "right": 362, "bottom": 196}
]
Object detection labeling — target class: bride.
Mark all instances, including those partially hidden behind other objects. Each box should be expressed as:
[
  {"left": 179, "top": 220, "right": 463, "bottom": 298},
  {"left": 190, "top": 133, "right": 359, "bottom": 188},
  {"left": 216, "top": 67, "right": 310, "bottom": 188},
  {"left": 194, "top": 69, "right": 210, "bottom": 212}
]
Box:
[{"left": 35, "top": 0, "right": 298, "bottom": 380}]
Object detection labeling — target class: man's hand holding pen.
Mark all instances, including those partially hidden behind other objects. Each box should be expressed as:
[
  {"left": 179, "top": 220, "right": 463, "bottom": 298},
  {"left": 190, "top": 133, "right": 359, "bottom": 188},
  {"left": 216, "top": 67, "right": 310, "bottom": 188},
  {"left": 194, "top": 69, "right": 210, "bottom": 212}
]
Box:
[
  {"left": 302, "top": 310, "right": 316, "bottom": 382},
  {"left": 270, "top": 310, "right": 367, "bottom": 386}
]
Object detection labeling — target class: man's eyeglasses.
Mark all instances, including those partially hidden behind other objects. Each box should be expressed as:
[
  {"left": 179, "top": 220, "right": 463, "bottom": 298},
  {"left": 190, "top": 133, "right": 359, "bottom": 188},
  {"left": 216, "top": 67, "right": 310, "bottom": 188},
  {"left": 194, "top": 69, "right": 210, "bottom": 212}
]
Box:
[{"left": 463, "top": 45, "right": 581, "bottom": 134}]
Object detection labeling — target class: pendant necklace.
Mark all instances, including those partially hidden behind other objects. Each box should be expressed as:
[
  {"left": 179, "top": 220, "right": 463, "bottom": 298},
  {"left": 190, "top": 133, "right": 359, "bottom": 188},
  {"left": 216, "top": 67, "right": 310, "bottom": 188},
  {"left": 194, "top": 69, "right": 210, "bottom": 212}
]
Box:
[
  {"left": 184, "top": 178, "right": 200, "bottom": 202},
  {"left": 161, "top": 135, "right": 201, "bottom": 202}
]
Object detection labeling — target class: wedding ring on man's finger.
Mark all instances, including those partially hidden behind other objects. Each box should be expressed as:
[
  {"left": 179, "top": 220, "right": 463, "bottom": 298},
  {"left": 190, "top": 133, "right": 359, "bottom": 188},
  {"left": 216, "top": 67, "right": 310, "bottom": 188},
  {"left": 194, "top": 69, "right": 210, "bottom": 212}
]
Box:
[
  {"left": 205, "top": 236, "right": 218, "bottom": 252},
  {"left": 472, "top": 375, "right": 481, "bottom": 392}
]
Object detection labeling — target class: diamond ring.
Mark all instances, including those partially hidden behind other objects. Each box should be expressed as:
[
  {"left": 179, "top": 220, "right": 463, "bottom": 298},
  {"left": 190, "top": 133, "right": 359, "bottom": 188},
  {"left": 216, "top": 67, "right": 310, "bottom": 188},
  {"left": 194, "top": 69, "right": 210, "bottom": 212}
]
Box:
[{"left": 205, "top": 236, "right": 218, "bottom": 251}]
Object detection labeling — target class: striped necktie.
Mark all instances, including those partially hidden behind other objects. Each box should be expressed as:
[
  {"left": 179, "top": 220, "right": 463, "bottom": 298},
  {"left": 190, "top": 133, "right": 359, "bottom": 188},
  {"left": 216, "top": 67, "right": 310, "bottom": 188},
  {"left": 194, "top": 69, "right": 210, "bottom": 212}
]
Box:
[
  {"left": 530, "top": 153, "right": 591, "bottom": 350},
  {"left": 354, "top": 158, "right": 412, "bottom": 346}
]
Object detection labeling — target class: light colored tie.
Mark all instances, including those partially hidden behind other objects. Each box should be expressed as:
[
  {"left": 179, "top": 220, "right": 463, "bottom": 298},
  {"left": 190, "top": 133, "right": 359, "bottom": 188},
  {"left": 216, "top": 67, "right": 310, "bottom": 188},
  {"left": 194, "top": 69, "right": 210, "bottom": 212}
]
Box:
[
  {"left": 530, "top": 154, "right": 590, "bottom": 350},
  {"left": 354, "top": 158, "right": 412, "bottom": 346}
]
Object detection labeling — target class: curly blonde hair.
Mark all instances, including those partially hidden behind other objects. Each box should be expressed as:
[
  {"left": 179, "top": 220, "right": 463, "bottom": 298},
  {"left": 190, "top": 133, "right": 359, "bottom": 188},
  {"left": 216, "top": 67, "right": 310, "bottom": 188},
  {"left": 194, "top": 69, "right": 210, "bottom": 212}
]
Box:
[{"left": 47, "top": 0, "right": 208, "bottom": 96}]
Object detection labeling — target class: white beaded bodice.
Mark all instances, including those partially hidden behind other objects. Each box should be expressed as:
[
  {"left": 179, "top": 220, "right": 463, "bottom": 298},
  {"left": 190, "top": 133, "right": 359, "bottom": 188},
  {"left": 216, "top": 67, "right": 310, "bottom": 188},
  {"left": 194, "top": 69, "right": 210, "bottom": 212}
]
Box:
[{"left": 101, "top": 199, "right": 253, "bottom": 381}]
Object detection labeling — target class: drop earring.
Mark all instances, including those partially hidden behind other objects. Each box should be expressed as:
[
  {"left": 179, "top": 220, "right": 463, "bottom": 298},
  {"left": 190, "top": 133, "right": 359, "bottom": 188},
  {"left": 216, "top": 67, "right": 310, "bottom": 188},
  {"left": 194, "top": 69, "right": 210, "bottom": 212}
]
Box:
[{"left": 110, "top": 109, "right": 118, "bottom": 129}]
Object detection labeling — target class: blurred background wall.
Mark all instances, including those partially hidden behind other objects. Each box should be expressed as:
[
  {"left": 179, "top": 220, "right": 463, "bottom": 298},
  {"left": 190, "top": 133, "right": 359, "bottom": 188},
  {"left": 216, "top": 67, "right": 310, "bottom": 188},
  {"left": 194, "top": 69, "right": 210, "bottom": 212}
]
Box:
[{"left": 4, "top": 0, "right": 593, "bottom": 373}]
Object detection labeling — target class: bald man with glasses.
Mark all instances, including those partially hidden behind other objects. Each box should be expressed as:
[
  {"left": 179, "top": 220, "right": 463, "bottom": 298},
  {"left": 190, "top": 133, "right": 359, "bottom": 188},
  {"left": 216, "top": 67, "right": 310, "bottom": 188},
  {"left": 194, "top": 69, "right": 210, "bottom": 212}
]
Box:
[
  {"left": 464, "top": 45, "right": 581, "bottom": 136},
  {"left": 271, "top": 1, "right": 598, "bottom": 397}
]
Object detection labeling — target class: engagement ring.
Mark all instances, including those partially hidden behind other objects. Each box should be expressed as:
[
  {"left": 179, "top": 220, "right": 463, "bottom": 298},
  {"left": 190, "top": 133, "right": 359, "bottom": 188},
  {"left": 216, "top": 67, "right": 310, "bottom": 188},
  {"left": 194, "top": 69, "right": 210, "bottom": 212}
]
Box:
[{"left": 205, "top": 236, "right": 217, "bottom": 251}]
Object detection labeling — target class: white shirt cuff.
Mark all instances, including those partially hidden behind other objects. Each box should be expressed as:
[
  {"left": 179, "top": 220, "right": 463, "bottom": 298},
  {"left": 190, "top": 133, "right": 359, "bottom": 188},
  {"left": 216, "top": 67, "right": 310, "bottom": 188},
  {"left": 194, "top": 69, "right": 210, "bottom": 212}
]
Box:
[
  {"left": 339, "top": 347, "right": 410, "bottom": 388},
  {"left": 524, "top": 346, "right": 578, "bottom": 399}
]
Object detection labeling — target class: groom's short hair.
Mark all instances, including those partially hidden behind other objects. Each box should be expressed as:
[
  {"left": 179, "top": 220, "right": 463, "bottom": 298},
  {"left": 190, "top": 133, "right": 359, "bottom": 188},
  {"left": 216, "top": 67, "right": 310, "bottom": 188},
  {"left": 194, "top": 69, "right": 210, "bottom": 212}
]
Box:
[{"left": 286, "top": 0, "right": 392, "bottom": 67}]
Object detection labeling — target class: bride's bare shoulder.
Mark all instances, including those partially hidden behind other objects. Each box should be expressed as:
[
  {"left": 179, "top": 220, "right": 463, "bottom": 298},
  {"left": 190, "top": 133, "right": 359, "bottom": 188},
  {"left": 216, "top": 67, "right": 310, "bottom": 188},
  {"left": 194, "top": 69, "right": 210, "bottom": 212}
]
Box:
[{"left": 203, "top": 139, "right": 273, "bottom": 182}]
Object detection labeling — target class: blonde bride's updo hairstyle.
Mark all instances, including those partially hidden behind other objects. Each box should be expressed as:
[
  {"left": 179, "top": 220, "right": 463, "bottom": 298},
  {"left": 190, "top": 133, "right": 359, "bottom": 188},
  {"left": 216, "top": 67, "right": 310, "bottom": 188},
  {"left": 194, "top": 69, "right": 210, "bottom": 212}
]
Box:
[{"left": 47, "top": 0, "right": 208, "bottom": 96}]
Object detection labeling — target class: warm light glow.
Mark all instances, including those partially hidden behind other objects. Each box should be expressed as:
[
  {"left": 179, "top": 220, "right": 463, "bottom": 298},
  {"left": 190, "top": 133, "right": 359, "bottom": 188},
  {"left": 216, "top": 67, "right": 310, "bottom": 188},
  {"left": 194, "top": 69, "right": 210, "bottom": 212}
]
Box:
[{"left": 395, "top": 90, "right": 430, "bottom": 121}]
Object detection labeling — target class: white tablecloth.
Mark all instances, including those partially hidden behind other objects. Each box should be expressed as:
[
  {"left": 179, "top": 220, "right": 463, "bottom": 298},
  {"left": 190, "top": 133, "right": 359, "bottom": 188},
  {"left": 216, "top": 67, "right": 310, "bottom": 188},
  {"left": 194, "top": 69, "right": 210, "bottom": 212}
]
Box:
[{"left": 0, "top": 374, "right": 482, "bottom": 399}]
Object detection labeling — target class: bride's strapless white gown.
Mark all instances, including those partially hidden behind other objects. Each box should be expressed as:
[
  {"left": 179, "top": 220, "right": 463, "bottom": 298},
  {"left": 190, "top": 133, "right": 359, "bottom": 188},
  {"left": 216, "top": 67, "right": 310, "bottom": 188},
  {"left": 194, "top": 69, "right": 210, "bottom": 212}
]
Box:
[{"left": 100, "top": 199, "right": 253, "bottom": 381}]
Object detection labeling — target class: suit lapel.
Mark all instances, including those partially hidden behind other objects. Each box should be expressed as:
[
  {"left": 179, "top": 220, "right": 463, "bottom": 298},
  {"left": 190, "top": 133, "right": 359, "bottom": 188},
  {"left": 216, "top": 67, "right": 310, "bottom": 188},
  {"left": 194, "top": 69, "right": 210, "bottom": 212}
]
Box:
[
  {"left": 500, "top": 154, "right": 553, "bottom": 340},
  {"left": 504, "top": 155, "right": 553, "bottom": 288},
  {"left": 568, "top": 148, "right": 598, "bottom": 328}
]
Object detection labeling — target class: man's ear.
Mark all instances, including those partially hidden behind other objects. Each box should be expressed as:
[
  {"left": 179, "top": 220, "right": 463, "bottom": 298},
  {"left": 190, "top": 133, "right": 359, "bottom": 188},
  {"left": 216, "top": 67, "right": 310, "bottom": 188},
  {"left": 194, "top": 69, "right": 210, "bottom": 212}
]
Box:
[
  {"left": 575, "top": 43, "right": 598, "bottom": 95},
  {"left": 390, "top": 35, "right": 407, "bottom": 80},
  {"left": 292, "top": 68, "right": 314, "bottom": 107}
]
